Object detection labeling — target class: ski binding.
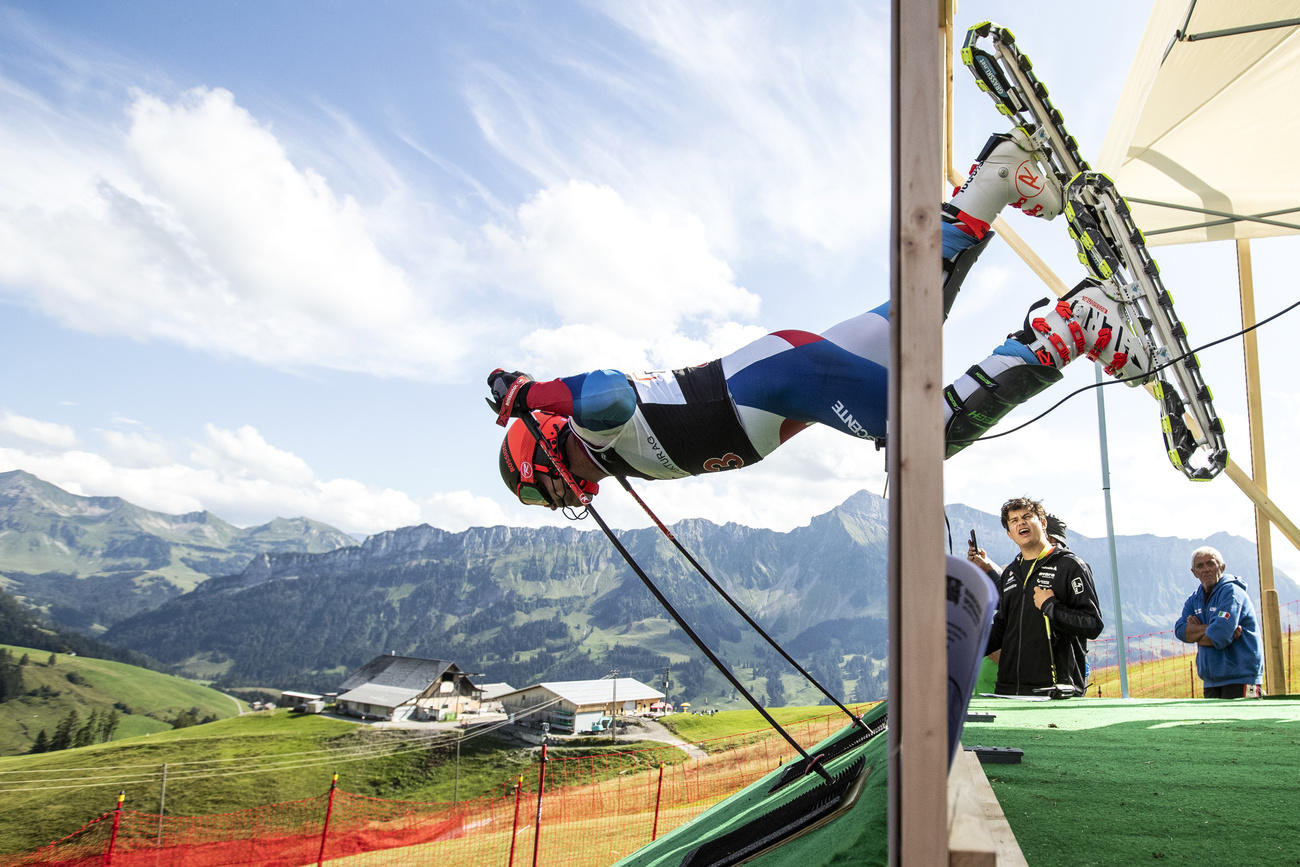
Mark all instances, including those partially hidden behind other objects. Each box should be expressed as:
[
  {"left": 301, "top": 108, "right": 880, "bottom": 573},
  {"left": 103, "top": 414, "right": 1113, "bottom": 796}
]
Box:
[{"left": 961, "top": 21, "right": 1228, "bottom": 480}]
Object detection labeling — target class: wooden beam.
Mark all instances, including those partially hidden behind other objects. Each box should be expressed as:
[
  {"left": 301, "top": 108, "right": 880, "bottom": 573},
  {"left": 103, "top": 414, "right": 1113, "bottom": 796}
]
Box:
[
  {"left": 1224, "top": 460, "right": 1300, "bottom": 552},
  {"left": 888, "top": 0, "right": 946, "bottom": 862},
  {"left": 947, "top": 746, "right": 1028, "bottom": 866},
  {"left": 1234, "top": 238, "right": 1287, "bottom": 695}
]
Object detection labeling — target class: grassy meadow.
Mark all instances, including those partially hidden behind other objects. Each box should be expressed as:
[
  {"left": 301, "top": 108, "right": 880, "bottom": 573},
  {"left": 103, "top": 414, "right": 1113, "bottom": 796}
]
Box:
[
  {"left": 0, "top": 644, "right": 243, "bottom": 755},
  {"left": 0, "top": 706, "right": 694, "bottom": 855}
]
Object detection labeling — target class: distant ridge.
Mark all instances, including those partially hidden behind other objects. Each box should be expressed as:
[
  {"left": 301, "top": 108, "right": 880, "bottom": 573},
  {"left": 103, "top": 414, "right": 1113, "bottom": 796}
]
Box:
[
  {"left": 99, "top": 488, "right": 1297, "bottom": 708},
  {"left": 0, "top": 469, "right": 357, "bottom": 632}
]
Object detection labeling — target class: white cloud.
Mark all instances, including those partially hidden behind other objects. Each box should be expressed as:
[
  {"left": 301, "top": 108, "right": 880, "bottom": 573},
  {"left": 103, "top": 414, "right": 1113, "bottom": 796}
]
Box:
[
  {"left": 0, "top": 422, "right": 489, "bottom": 537},
  {"left": 485, "top": 181, "right": 762, "bottom": 371},
  {"left": 99, "top": 429, "right": 171, "bottom": 467},
  {"left": 468, "top": 3, "right": 890, "bottom": 261},
  {"left": 0, "top": 84, "right": 467, "bottom": 380},
  {"left": 0, "top": 411, "right": 77, "bottom": 448},
  {"left": 189, "top": 424, "right": 313, "bottom": 486}
]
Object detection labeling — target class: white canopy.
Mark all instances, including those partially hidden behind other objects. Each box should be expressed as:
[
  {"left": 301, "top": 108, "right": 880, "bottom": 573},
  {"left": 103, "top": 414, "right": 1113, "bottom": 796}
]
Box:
[{"left": 1098, "top": 0, "right": 1300, "bottom": 246}]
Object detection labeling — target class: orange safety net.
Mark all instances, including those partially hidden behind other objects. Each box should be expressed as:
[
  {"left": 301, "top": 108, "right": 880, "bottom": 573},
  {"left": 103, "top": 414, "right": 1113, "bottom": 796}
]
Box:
[
  {"left": 1088, "top": 600, "right": 1300, "bottom": 698},
  {"left": 2, "top": 710, "right": 857, "bottom": 867},
  {"left": 9, "top": 603, "right": 1299, "bottom": 867}
]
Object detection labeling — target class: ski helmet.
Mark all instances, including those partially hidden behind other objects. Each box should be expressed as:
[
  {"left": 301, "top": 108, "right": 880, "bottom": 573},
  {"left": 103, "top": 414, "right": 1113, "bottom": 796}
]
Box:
[
  {"left": 1045, "top": 513, "right": 1068, "bottom": 548},
  {"left": 499, "top": 412, "right": 599, "bottom": 507}
]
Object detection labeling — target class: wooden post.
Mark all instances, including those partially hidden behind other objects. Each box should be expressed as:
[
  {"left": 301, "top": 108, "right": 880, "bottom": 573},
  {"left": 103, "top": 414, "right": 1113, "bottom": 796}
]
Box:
[
  {"left": 888, "top": 0, "right": 946, "bottom": 863},
  {"left": 155, "top": 763, "right": 167, "bottom": 860},
  {"left": 508, "top": 776, "right": 524, "bottom": 867},
  {"left": 531, "top": 743, "right": 547, "bottom": 867},
  {"left": 454, "top": 732, "right": 462, "bottom": 805},
  {"left": 1236, "top": 239, "right": 1287, "bottom": 695},
  {"left": 651, "top": 763, "right": 665, "bottom": 841}
]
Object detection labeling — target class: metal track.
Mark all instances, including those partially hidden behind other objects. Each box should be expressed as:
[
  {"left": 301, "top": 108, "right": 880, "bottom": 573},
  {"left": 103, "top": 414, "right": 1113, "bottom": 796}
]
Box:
[{"left": 961, "top": 21, "right": 1228, "bottom": 480}]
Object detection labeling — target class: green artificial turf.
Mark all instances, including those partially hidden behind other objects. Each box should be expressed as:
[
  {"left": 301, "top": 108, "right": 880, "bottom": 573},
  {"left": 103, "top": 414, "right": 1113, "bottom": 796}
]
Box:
[
  {"left": 965, "top": 697, "right": 1300, "bottom": 866},
  {"left": 625, "top": 696, "right": 1300, "bottom": 866},
  {"left": 616, "top": 703, "right": 891, "bottom": 866}
]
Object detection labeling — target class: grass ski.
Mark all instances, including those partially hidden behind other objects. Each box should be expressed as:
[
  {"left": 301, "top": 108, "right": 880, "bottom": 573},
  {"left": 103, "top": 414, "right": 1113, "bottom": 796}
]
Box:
[{"left": 962, "top": 21, "right": 1229, "bottom": 480}]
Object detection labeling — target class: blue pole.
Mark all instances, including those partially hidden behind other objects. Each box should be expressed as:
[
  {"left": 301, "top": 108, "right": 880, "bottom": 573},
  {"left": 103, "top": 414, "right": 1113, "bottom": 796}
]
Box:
[{"left": 1095, "top": 366, "right": 1130, "bottom": 698}]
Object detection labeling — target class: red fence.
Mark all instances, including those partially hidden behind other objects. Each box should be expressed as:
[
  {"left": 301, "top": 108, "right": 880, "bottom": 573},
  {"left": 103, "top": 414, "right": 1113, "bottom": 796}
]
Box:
[
  {"left": 6, "top": 604, "right": 1299, "bottom": 866},
  {"left": 1087, "top": 599, "right": 1300, "bottom": 697},
  {"left": 1, "top": 711, "right": 857, "bottom": 867}
]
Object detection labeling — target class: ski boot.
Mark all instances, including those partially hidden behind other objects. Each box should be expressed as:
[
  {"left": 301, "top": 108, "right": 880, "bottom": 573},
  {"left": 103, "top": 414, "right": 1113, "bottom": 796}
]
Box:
[
  {"left": 943, "top": 279, "right": 1154, "bottom": 457},
  {"left": 947, "top": 127, "right": 1063, "bottom": 232},
  {"left": 1017, "top": 279, "right": 1155, "bottom": 384}
]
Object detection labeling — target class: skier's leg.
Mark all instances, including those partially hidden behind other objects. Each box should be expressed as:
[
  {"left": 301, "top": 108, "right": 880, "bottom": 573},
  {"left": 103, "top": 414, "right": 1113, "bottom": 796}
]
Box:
[
  {"left": 728, "top": 129, "right": 1071, "bottom": 452},
  {"left": 941, "top": 128, "right": 1063, "bottom": 317},
  {"left": 943, "top": 279, "right": 1155, "bottom": 457},
  {"left": 722, "top": 307, "right": 890, "bottom": 452}
]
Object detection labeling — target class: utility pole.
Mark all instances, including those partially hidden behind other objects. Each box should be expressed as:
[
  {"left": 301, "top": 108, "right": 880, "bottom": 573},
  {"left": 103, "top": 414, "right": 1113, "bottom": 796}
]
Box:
[
  {"left": 156, "top": 762, "right": 168, "bottom": 855},
  {"left": 454, "top": 730, "right": 462, "bottom": 804},
  {"left": 609, "top": 669, "right": 619, "bottom": 743}
]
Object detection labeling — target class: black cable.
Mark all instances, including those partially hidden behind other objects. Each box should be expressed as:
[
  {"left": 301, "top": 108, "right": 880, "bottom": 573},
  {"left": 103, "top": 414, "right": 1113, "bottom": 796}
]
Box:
[
  {"left": 516, "top": 412, "right": 830, "bottom": 780},
  {"left": 614, "top": 476, "right": 868, "bottom": 733},
  {"left": 955, "top": 296, "right": 1300, "bottom": 447}
]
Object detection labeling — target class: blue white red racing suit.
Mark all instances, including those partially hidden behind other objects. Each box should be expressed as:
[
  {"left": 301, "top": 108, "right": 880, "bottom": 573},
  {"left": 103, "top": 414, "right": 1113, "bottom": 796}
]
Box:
[
  {"left": 522, "top": 302, "right": 892, "bottom": 481},
  {"left": 518, "top": 222, "right": 1023, "bottom": 480}
]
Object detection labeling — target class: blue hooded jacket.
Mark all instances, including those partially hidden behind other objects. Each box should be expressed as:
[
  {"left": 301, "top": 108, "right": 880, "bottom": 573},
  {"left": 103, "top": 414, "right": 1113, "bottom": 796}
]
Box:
[{"left": 1174, "top": 574, "right": 1263, "bottom": 689}]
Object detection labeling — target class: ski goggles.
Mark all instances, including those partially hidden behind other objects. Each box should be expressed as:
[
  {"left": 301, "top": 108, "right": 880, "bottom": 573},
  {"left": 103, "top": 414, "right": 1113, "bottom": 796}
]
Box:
[
  {"left": 516, "top": 468, "right": 599, "bottom": 507},
  {"left": 516, "top": 478, "right": 555, "bottom": 507}
]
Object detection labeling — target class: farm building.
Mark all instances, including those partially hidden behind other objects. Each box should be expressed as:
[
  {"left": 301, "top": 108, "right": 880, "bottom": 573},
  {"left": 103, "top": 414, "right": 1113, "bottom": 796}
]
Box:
[
  {"left": 335, "top": 654, "right": 482, "bottom": 722},
  {"left": 499, "top": 677, "right": 664, "bottom": 734},
  {"left": 476, "top": 682, "right": 515, "bottom": 712}
]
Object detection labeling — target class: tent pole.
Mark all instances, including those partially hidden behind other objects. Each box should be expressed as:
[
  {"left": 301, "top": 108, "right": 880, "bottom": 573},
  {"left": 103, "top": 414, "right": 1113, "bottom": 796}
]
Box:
[
  {"left": 1094, "top": 366, "right": 1130, "bottom": 698},
  {"left": 1235, "top": 238, "right": 1287, "bottom": 695}
]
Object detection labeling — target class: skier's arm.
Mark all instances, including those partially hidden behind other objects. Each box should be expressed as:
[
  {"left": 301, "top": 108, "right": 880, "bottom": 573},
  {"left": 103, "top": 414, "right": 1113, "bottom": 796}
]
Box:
[{"left": 525, "top": 371, "right": 637, "bottom": 432}]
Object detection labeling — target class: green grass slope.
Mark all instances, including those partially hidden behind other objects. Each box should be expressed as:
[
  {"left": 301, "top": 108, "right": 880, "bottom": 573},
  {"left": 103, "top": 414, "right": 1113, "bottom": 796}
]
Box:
[
  {"left": 661, "top": 702, "right": 877, "bottom": 749},
  {"left": 0, "top": 644, "right": 243, "bottom": 755},
  {"left": 0, "top": 707, "right": 681, "bottom": 856}
]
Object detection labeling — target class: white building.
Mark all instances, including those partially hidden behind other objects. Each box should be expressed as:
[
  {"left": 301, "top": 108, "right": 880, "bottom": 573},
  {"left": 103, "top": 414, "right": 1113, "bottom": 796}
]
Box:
[
  {"left": 476, "top": 682, "right": 515, "bottom": 712},
  {"left": 335, "top": 655, "right": 481, "bottom": 722},
  {"left": 499, "top": 678, "right": 664, "bottom": 734}
]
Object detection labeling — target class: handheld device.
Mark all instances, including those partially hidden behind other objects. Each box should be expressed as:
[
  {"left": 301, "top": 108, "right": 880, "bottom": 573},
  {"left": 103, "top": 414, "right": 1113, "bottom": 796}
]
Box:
[{"left": 968, "top": 529, "right": 978, "bottom": 551}]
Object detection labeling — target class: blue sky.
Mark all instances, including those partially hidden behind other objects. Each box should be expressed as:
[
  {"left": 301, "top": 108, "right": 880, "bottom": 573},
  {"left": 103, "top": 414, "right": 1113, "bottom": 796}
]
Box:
[{"left": 2, "top": 1, "right": 1298, "bottom": 578}]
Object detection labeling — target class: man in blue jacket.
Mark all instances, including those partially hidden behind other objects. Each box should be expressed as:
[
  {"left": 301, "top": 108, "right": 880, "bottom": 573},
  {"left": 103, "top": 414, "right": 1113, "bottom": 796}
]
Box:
[{"left": 1174, "top": 546, "right": 1264, "bottom": 698}]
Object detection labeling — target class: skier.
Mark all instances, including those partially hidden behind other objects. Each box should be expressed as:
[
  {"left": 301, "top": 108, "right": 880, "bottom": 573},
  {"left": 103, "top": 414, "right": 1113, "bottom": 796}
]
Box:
[{"left": 490, "top": 130, "right": 1155, "bottom": 510}]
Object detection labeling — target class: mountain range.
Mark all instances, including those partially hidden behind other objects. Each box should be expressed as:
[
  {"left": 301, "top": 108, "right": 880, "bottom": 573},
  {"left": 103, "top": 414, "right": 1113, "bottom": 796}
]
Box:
[
  {"left": 4, "top": 470, "right": 1296, "bottom": 709},
  {"left": 0, "top": 469, "right": 356, "bottom": 632}
]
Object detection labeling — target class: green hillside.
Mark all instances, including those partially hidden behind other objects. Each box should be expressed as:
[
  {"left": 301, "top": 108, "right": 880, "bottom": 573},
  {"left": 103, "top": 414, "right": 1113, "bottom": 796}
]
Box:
[
  {"left": 0, "top": 644, "right": 243, "bottom": 755},
  {"left": 0, "top": 708, "right": 656, "bottom": 856}
]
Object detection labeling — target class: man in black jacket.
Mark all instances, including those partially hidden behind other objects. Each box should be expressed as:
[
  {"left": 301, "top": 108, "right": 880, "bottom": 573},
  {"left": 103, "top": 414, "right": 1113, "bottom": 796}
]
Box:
[{"left": 969, "top": 497, "right": 1103, "bottom": 696}]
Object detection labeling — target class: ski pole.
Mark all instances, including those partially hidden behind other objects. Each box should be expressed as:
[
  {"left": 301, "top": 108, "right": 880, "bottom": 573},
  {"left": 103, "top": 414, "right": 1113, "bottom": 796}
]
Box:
[
  {"left": 516, "top": 411, "right": 830, "bottom": 780},
  {"left": 616, "top": 475, "right": 867, "bottom": 732}
]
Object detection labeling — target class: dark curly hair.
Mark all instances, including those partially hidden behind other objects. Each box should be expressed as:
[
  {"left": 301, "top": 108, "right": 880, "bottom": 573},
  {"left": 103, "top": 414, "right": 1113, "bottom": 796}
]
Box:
[{"left": 1000, "top": 497, "right": 1046, "bottom": 529}]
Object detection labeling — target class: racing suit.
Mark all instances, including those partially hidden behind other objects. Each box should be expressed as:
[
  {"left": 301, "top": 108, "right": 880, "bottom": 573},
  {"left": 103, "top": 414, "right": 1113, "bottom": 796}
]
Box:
[
  {"left": 985, "top": 546, "right": 1103, "bottom": 695},
  {"left": 521, "top": 307, "right": 891, "bottom": 480}
]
